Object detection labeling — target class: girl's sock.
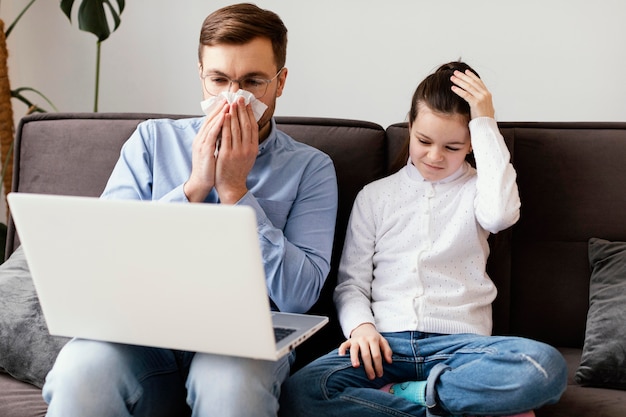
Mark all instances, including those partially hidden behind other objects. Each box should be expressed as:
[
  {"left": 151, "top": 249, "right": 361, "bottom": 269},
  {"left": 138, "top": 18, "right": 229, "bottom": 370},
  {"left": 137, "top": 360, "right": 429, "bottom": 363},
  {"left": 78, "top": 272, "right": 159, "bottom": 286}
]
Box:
[
  {"left": 387, "top": 381, "right": 535, "bottom": 417},
  {"left": 390, "top": 381, "right": 427, "bottom": 406}
]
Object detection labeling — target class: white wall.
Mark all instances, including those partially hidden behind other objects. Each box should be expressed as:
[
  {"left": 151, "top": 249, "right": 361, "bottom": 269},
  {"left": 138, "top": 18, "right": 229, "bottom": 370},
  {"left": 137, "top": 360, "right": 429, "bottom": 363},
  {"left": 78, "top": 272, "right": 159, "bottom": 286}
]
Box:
[{"left": 3, "top": 0, "right": 626, "bottom": 130}]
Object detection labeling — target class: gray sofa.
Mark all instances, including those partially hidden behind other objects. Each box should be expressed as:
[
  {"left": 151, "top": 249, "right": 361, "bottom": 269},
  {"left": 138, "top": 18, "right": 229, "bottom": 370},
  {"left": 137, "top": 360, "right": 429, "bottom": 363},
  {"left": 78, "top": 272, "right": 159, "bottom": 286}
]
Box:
[{"left": 1, "top": 113, "right": 625, "bottom": 416}]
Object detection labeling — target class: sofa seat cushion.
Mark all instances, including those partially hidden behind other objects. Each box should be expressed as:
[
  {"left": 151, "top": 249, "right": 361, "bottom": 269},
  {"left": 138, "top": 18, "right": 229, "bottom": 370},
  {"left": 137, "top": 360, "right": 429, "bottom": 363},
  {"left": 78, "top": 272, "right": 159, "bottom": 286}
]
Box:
[
  {"left": 537, "top": 348, "right": 626, "bottom": 417},
  {"left": 0, "top": 372, "right": 47, "bottom": 417}
]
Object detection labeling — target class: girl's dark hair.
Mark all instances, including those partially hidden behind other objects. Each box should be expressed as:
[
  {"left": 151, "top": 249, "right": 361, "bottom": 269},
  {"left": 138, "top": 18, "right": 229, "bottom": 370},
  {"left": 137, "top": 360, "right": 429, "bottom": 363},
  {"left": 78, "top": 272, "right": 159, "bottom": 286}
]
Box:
[
  {"left": 198, "top": 3, "right": 288, "bottom": 70},
  {"left": 408, "top": 61, "right": 479, "bottom": 124},
  {"left": 390, "top": 61, "right": 480, "bottom": 173}
]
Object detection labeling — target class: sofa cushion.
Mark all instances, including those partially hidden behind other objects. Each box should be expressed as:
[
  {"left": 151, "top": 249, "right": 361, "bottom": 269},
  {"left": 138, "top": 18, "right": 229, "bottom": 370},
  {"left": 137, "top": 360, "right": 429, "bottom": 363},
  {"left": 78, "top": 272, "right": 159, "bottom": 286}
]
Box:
[
  {"left": 0, "top": 247, "right": 69, "bottom": 388},
  {"left": 538, "top": 348, "right": 626, "bottom": 417},
  {"left": 575, "top": 238, "right": 626, "bottom": 389},
  {"left": 0, "top": 372, "right": 47, "bottom": 417}
]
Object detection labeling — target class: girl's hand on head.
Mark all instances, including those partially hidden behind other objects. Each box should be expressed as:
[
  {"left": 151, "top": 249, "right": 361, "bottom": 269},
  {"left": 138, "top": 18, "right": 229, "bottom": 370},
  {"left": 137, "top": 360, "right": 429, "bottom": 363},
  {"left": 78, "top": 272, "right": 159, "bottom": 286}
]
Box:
[
  {"left": 451, "top": 70, "right": 496, "bottom": 120},
  {"left": 338, "top": 323, "right": 393, "bottom": 380}
]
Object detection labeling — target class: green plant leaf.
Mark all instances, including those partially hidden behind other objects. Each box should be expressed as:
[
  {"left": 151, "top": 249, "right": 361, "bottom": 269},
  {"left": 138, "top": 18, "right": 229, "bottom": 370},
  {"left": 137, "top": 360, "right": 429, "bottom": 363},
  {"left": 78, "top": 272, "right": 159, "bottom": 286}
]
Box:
[
  {"left": 60, "top": 0, "right": 125, "bottom": 42},
  {"left": 5, "top": 0, "right": 39, "bottom": 38},
  {"left": 11, "top": 87, "right": 58, "bottom": 112}
]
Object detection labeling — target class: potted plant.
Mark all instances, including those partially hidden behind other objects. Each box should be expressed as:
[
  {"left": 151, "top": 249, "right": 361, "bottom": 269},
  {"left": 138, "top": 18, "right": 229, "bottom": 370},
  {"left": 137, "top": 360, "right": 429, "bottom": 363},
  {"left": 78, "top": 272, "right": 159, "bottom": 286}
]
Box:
[
  {"left": 0, "top": 0, "right": 124, "bottom": 260},
  {"left": 0, "top": 0, "right": 58, "bottom": 259},
  {"left": 61, "top": 0, "right": 125, "bottom": 112},
  {"left": 1, "top": 0, "right": 56, "bottom": 204}
]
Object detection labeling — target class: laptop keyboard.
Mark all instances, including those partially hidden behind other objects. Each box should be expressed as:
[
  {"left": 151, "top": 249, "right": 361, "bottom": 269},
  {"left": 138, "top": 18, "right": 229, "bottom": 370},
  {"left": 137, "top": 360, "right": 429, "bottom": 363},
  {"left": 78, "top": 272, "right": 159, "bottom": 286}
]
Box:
[{"left": 274, "top": 327, "right": 296, "bottom": 343}]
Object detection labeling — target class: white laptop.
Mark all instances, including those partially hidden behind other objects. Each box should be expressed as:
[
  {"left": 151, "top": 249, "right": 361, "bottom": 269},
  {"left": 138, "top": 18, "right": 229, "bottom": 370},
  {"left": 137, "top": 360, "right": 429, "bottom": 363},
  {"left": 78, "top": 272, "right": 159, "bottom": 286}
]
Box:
[{"left": 7, "top": 192, "right": 328, "bottom": 361}]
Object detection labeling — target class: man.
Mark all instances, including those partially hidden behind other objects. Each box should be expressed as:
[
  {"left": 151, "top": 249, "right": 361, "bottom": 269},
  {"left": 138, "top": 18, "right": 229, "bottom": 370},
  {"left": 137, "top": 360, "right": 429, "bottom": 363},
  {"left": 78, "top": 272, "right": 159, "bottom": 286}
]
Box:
[{"left": 42, "top": 4, "right": 338, "bottom": 416}]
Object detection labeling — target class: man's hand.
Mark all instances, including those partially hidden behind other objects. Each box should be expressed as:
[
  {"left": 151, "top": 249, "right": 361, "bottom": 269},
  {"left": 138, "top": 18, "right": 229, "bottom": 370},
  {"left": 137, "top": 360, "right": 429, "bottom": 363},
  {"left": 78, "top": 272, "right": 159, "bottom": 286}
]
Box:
[
  {"left": 338, "top": 323, "right": 393, "bottom": 380},
  {"left": 215, "top": 96, "right": 259, "bottom": 204},
  {"left": 184, "top": 96, "right": 259, "bottom": 204},
  {"left": 184, "top": 98, "right": 228, "bottom": 202},
  {"left": 450, "top": 69, "right": 496, "bottom": 120}
]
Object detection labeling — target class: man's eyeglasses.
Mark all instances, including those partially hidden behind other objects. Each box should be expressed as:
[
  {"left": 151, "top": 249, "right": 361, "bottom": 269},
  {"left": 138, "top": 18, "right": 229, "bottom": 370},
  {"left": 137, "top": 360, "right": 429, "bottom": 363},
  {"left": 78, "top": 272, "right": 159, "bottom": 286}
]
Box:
[{"left": 201, "top": 68, "right": 284, "bottom": 99}]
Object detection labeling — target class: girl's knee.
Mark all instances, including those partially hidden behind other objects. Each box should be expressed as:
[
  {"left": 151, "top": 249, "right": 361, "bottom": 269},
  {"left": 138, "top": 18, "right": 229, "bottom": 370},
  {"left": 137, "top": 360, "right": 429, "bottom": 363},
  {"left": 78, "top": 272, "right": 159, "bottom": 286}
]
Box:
[
  {"left": 282, "top": 352, "right": 361, "bottom": 404},
  {"left": 515, "top": 340, "right": 567, "bottom": 402},
  {"left": 525, "top": 341, "right": 567, "bottom": 379},
  {"left": 280, "top": 370, "right": 325, "bottom": 417}
]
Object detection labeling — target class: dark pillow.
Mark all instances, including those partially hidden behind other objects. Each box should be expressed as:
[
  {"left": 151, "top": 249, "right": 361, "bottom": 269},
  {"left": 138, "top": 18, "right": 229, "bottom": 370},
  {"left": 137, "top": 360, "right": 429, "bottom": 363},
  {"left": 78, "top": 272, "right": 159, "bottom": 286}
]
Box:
[
  {"left": 575, "top": 238, "right": 626, "bottom": 389},
  {"left": 0, "top": 247, "right": 69, "bottom": 388}
]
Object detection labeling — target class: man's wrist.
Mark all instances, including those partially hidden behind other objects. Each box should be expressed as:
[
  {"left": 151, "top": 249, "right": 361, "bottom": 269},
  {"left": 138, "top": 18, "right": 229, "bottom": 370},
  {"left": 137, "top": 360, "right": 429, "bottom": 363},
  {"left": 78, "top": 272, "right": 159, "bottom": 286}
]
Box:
[
  {"left": 217, "top": 187, "right": 248, "bottom": 205},
  {"left": 183, "top": 180, "right": 212, "bottom": 202}
]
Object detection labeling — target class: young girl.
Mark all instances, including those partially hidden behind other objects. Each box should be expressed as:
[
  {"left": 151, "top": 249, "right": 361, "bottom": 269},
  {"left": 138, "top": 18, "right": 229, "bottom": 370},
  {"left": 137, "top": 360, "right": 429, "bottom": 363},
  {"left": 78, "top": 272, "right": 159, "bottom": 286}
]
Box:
[{"left": 279, "top": 62, "right": 567, "bottom": 417}]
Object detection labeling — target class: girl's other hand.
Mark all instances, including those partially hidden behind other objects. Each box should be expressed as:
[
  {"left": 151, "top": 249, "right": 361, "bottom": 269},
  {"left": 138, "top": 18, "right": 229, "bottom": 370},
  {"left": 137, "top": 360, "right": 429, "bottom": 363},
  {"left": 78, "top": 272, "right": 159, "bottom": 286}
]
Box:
[
  {"left": 338, "top": 323, "right": 393, "bottom": 380},
  {"left": 451, "top": 69, "right": 496, "bottom": 119}
]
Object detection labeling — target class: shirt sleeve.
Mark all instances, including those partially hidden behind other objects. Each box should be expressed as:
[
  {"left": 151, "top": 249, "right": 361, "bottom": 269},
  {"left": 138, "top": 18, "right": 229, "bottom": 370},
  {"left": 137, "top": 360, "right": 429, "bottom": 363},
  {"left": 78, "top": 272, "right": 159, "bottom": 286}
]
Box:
[
  {"left": 100, "top": 121, "right": 189, "bottom": 203},
  {"left": 333, "top": 188, "right": 378, "bottom": 338},
  {"left": 470, "top": 117, "right": 521, "bottom": 234},
  {"left": 238, "top": 154, "right": 338, "bottom": 314}
]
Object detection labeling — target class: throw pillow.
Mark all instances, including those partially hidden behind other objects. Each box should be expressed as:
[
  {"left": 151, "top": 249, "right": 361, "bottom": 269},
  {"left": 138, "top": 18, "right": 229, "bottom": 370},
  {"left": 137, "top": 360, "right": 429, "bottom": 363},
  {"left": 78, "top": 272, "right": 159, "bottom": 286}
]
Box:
[
  {"left": 575, "top": 237, "right": 626, "bottom": 389},
  {"left": 0, "top": 247, "right": 69, "bottom": 388}
]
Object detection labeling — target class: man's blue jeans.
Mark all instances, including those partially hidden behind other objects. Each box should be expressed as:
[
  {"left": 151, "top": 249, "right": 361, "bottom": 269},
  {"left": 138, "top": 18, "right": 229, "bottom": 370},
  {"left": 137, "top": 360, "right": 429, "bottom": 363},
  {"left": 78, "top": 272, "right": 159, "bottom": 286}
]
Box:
[
  {"left": 280, "top": 332, "right": 567, "bottom": 417},
  {"left": 43, "top": 338, "right": 294, "bottom": 417}
]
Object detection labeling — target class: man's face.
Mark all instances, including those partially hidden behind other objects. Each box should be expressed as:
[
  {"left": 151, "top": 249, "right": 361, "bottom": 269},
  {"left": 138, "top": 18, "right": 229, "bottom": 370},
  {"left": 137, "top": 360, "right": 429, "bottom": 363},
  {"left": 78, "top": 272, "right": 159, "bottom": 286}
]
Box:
[{"left": 198, "top": 37, "right": 287, "bottom": 137}]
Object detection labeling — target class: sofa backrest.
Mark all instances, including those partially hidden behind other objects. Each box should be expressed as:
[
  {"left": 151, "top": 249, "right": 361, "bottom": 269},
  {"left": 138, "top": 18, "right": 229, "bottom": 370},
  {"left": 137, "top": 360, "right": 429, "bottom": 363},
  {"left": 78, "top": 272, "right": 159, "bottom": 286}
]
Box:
[
  {"left": 7, "top": 113, "right": 387, "bottom": 250},
  {"left": 500, "top": 122, "right": 626, "bottom": 347},
  {"left": 7, "top": 113, "right": 626, "bottom": 360}
]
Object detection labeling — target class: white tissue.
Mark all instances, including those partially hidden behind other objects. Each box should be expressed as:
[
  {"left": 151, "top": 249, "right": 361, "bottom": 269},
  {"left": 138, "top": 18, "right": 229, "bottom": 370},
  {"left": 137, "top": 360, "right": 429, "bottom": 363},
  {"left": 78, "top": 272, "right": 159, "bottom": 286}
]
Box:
[{"left": 200, "top": 90, "right": 268, "bottom": 121}]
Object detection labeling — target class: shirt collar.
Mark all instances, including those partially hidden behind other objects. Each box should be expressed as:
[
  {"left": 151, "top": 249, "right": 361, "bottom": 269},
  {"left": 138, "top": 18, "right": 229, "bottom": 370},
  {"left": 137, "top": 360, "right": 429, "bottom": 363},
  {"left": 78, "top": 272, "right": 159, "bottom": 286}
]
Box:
[
  {"left": 405, "top": 157, "right": 468, "bottom": 184},
  {"left": 258, "top": 118, "right": 278, "bottom": 155}
]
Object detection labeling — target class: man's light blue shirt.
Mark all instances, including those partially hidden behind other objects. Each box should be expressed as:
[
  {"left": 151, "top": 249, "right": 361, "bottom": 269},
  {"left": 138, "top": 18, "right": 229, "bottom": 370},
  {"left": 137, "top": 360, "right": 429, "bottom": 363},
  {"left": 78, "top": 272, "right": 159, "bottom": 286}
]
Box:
[{"left": 101, "top": 117, "right": 338, "bottom": 313}]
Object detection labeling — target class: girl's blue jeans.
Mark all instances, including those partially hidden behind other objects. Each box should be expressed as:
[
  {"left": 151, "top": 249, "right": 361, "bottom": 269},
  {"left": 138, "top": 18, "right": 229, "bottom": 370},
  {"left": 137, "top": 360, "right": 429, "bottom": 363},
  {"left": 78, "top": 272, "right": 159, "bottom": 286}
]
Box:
[
  {"left": 42, "top": 338, "right": 293, "bottom": 417},
  {"left": 279, "top": 332, "right": 567, "bottom": 417}
]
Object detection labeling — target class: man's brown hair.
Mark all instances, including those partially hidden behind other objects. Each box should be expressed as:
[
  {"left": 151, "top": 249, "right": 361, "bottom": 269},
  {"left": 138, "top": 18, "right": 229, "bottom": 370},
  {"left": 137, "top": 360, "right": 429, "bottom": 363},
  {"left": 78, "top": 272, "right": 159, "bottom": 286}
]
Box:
[{"left": 198, "top": 3, "right": 288, "bottom": 70}]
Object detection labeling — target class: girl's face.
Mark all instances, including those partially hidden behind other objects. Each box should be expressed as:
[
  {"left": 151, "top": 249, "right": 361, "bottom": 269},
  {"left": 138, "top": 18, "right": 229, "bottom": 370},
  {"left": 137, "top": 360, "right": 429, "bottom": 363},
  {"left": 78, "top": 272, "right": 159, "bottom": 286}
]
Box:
[{"left": 408, "top": 103, "right": 471, "bottom": 181}]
